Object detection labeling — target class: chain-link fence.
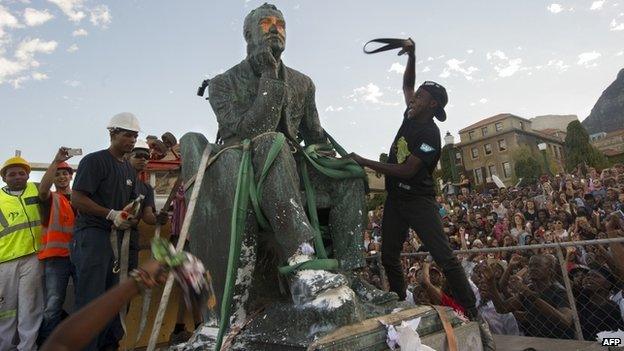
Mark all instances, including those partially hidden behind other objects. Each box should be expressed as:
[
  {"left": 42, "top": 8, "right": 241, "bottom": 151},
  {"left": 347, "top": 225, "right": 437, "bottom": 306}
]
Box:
[{"left": 364, "top": 237, "right": 624, "bottom": 342}]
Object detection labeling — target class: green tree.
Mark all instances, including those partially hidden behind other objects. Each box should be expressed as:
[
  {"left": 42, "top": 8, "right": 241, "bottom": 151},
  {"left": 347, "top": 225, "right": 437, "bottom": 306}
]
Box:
[
  {"left": 564, "top": 120, "right": 609, "bottom": 171},
  {"left": 375, "top": 153, "right": 389, "bottom": 177},
  {"left": 512, "top": 146, "right": 543, "bottom": 185},
  {"left": 439, "top": 144, "right": 455, "bottom": 183},
  {"left": 366, "top": 192, "right": 387, "bottom": 211},
  {"left": 379, "top": 153, "right": 388, "bottom": 163}
]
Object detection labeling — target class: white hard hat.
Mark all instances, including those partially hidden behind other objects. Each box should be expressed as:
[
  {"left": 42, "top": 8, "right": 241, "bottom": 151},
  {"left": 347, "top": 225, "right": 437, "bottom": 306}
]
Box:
[
  {"left": 133, "top": 139, "right": 149, "bottom": 151},
  {"left": 107, "top": 112, "right": 141, "bottom": 132}
]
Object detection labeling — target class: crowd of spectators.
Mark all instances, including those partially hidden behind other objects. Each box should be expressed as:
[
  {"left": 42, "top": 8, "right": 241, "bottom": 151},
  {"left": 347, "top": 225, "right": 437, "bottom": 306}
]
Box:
[{"left": 362, "top": 164, "right": 624, "bottom": 341}]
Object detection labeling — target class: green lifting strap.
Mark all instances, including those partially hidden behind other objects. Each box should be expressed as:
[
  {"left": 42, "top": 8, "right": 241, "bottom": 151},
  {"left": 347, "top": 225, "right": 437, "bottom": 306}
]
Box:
[
  {"left": 215, "top": 140, "right": 252, "bottom": 351},
  {"left": 299, "top": 159, "right": 327, "bottom": 259},
  {"left": 294, "top": 129, "right": 367, "bottom": 261},
  {"left": 248, "top": 132, "right": 285, "bottom": 230}
]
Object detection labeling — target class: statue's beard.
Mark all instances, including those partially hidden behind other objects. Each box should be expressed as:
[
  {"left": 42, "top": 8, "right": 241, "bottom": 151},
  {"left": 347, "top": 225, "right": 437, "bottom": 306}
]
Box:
[{"left": 247, "top": 38, "right": 285, "bottom": 59}]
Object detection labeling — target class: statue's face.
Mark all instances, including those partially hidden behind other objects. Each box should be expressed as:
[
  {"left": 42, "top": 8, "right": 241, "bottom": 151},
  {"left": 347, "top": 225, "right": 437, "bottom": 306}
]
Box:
[{"left": 248, "top": 13, "right": 286, "bottom": 55}]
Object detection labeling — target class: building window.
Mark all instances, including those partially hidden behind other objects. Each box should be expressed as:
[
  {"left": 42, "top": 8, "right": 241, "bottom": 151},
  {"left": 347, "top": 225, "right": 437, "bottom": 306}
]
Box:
[
  {"left": 469, "top": 131, "right": 475, "bottom": 140},
  {"left": 553, "top": 146, "right": 559, "bottom": 159},
  {"left": 484, "top": 143, "right": 492, "bottom": 155},
  {"left": 495, "top": 122, "right": 503, "bottom": 132},
  {"left": 471, "top": 147, "right": 479, "bottom": 159},
  {"left": 488, "top": 165, "right": 497, "bottom": 177},
  {"left": 498, "top": 139, "right": 507, "bottom": 151},
  {"left": 520, "top": 122, "right": 525, "bottom": 130},
  {"left": 474, "top": 168, "right": 483, "bottom": 184},
  {"left": 502, "top": 162, "right": 511, "bottom": 178},
  {"left": 481, "top": 127, "right": 488, "bottom": 136}
]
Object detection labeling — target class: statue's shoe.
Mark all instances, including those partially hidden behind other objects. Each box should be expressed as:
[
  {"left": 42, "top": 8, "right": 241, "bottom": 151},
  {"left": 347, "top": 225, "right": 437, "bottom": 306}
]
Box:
[
  {"left": 348, "top": 273, "right": 399, "bottom": 305},
  {"left": 290, "top": 269, "right": 350, "bottom": 306}
]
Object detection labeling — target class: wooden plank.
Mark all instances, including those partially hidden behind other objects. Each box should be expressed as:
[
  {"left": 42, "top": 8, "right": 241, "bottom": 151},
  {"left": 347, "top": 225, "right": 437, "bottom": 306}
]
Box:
[
  {"left": 420, "top": 322, "right": 482, "bottom": 351},
  {"left": 311, "top": 306, "right": 459, "bottom": 351},
  {"left": 314, "top": 306, "right": 431, "bottom": 346}
]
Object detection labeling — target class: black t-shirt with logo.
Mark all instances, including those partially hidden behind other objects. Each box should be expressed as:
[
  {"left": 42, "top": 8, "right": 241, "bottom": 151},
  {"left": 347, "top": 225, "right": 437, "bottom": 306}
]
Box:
[
  {"left": 72, "top": 149, "right": 137, "bottom": 231},
  {"left": 385, "top": 113, "right": 441, "bottom": 197}
]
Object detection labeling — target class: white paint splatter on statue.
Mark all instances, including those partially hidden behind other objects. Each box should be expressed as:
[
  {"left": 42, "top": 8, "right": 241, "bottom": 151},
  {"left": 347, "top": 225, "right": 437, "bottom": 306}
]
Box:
[{"left": 305, "top": 285, "right": 356, "bottom": 310}]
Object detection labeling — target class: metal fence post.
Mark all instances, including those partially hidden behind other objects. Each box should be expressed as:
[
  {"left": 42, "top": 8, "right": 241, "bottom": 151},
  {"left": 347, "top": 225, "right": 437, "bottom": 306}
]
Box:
[{"left": 555, "top": 245, "right": 584, "bottom": 341}]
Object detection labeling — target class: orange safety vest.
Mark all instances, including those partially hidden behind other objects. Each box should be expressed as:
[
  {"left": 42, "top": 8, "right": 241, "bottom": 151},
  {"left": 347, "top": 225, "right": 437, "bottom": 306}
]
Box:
[{"left": 38, "top": 192, "right": 74, "bottom": 260}]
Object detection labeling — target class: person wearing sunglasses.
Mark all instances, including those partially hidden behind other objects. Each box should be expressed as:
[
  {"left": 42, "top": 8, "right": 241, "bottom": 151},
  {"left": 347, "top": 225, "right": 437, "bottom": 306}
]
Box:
[{"left": 127, "top": 140, "right": 168, "bottom": 271}]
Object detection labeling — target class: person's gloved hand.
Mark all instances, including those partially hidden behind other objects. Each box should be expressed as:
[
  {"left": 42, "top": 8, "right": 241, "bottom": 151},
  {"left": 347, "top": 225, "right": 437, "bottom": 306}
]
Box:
[{"left": 107, "top": 209, "right": 133, "bottom": 230}]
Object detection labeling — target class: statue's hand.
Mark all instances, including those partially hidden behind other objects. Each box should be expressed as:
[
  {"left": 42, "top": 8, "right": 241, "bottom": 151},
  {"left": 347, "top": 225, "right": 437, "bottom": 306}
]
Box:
[{"left": 252, "top": 48, "right": 279, "bottom": 79}]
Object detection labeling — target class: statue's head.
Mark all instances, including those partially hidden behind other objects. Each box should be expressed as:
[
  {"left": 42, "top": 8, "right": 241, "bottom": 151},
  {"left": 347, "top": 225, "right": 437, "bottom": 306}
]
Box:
[{"left": 244, "top": 3, "right": 286, "bottom": 57}]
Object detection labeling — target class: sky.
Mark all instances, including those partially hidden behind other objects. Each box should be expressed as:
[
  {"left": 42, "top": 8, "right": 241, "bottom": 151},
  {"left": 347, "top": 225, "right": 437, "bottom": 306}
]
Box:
[{"left": 1, "top": 0, "right": 623, "bottom": 172}]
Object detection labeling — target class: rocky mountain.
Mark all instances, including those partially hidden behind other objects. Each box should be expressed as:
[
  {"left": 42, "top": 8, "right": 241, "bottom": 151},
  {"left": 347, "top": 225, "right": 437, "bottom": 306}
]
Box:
[{"left": 582, "top": 68, "right": 624, "bottom": 134}]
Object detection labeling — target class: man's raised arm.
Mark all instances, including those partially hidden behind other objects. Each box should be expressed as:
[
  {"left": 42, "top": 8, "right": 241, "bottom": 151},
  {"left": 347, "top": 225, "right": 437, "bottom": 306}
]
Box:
[{"left": 402, "top": 39, "right": 416, "bottom": 105}]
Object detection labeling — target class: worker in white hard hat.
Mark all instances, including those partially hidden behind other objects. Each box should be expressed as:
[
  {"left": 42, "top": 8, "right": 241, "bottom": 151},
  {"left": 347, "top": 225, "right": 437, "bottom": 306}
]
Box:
[
  {"left": 125, "top": 140, "right": 167, "bottom": 271},
  {"left": 70, "top": 112, "right": 141, "bottom": 351},
  {"left": 0, "top": 155, "right": 44, "bottom": 351}
]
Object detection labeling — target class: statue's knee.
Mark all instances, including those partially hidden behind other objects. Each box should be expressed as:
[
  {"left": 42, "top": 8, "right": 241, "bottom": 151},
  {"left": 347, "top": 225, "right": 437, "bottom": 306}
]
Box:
[
  {"left": 180, "top": 132, "right": 210, "bottom": 152},
  {"left": 180, "top": 132, "right": 214, "bottom": 178},
  {"left": 252, "top": 131, "right": 282, "bottom": 145},
  {"left": 333, "top": 177, "right": 365, "bottom": 197},
  {"left": 252, "top": 132, "right": 295, "bottom": 160}
]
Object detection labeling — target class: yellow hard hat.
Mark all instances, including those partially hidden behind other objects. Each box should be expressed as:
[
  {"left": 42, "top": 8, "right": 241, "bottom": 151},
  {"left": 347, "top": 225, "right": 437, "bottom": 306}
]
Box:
[{"left": 1, "top": 156, "right": 31, "bottom": 176}]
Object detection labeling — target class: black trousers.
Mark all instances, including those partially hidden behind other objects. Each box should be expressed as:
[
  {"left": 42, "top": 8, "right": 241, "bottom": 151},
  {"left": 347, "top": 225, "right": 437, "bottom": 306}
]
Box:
[{"left": 381, "top": 193, "right": 476, "bottom": 313}]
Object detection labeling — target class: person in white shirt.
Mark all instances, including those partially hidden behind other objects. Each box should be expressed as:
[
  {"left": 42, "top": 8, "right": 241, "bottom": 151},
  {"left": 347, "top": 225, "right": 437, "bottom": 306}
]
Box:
[
  {"left": 471, "top": 262, "right": 520, "bottom": 336},
  {"left": 491, "top": 198, "right": 508, "bottom": 219}
]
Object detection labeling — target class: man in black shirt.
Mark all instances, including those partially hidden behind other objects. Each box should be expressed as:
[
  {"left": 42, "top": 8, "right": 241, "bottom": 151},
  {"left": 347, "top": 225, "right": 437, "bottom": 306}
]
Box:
[
  {"left": 70, "top": 112, "right": 141, "bottom": 350},
  {"left": 348, "top": 40, "right": 477, "bottom": 318},
  {"left": 485, "top": 254, "right": 575, "bottom": 339},
  {"left": 576, "top": 267, "right": 624, "bottom": 340}
]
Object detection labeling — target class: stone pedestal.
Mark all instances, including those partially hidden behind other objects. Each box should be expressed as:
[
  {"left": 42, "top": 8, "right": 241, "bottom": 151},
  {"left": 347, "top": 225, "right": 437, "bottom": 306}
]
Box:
[{"left": 172, "top": 305, "right": 482, "bottom": 351}]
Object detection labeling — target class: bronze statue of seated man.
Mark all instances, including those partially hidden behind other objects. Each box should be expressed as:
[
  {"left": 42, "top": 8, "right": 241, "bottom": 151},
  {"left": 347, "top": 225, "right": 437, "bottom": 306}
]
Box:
[{"left": 181, "top": 3, "right": 396, "bottom": 317}]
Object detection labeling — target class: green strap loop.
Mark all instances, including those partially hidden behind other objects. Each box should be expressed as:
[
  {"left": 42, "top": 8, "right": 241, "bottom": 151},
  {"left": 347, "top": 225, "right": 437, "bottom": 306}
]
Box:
[
  {"left": 278, "top": 129, "right": 367, "bottom": 273},
  {"left": 248, "top": 133, "right": 285, "bottom": 230},
  {"left": 257, "top": 132, "right": 285, "bottom": 197}
]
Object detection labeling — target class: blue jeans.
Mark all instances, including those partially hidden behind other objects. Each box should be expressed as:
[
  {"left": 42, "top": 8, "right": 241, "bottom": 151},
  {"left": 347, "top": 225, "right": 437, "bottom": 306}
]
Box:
[
  {"left": 39, "top": 257, "right": 76, "bottom": 343},
  {"left": 70, "top": 226, "right": 122, "bottom": 351}
]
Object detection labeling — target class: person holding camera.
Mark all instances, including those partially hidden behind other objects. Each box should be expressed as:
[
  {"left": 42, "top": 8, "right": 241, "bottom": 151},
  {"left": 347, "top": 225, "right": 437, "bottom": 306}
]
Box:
[{"left": 37, "top": 148, "right": 77, "bottom": 345}]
